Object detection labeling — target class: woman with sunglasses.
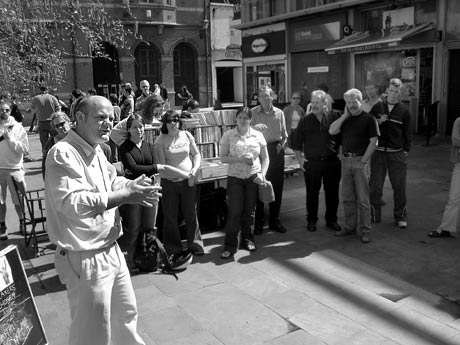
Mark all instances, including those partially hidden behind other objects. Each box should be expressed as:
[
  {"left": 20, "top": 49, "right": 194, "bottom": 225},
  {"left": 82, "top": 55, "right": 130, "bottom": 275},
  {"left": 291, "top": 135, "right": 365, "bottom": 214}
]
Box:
[
  {"left": 118, "top": 114, "right": 189, "bottom": 272},
  {"left": 219, "top": 107, "right": 269, "bottom": 259},
  {"left": 154, "top": 110, "right": 204, "bottom": 263}
]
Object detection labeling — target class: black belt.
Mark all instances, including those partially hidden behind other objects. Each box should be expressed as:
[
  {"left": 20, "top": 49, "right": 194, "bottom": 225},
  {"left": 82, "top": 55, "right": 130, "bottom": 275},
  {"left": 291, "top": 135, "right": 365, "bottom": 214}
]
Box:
[
  {"left": 343, "top": 152, "right": 363, "bottom": 157},
  {"left": 267, "top": 140, "right": 281, "bottom": 145},
  {"left": 307, "top": 155, "right": 337, "bottom": 161}
]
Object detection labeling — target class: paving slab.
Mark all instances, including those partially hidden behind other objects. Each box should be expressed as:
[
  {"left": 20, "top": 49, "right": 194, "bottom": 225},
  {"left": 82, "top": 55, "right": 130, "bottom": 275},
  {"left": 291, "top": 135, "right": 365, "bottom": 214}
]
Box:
[
  {"left": 264, "top": 329, "right": 326, "bottom": 345},
  {"left": 175, "top": 283, "right": 292, "bottom": 345}
]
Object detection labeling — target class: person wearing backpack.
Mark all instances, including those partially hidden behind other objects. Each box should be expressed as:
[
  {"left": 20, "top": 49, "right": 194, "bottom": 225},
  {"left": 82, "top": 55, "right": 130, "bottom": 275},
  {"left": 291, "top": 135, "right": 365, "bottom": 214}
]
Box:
[
  {"left": 154, "top": 110, "right": 204, "bottom": 264},
  {"left": 118, "top": 114, "right": 189, "bottom": 273}
]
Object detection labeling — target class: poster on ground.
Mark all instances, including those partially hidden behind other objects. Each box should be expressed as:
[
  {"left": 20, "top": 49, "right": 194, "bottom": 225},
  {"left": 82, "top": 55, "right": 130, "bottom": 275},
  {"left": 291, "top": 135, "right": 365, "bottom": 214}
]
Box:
[{"left": 0, "top": 245, "right": 47, "bottom": 345}]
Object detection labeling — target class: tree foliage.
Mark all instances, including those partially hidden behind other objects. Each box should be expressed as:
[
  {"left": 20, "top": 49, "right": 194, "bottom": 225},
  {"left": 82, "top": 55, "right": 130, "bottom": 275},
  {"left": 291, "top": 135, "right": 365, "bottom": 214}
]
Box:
[{"left": 0, "top": 0, "right": 133, "bottom": 95}]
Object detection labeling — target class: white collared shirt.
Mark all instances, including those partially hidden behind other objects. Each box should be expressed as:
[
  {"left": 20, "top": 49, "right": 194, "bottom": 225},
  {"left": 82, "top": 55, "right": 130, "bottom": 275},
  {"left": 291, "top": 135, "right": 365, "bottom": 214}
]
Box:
[
  {"left": 45, "top": 130, "right": 130, "bottom": 251},
  {"left": 219, "top": 127, "right": 267, "bottom": 179},
  {"left": 0, "top": 116, "right": 29, "bottom": 170}
]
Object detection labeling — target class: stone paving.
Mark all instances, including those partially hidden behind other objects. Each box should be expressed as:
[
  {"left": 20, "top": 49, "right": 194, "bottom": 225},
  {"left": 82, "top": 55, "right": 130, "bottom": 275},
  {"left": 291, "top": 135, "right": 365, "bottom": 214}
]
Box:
[{"left": 2, "top": 132, "right": 460, "bottom": 344}]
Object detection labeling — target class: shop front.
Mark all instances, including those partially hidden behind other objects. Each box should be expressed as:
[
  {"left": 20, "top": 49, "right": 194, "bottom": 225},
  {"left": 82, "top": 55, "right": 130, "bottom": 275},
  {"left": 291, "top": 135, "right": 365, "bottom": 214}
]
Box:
[
  {"left": 326, "top": 5, "right": 439, "bottom": 133},
  {"left": 242, "top": 25, "right": 287, "bottom": 106},
  {"left": 288, "top": 13, "right": 347, "bottom": 104}
]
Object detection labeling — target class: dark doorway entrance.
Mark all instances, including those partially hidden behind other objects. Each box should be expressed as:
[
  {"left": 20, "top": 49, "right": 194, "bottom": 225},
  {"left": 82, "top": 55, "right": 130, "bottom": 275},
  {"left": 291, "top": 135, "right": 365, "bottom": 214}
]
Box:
[
  {"left": 92, "top": 42, "right": 120, "bottom": 98},
  {"left": 134, "top": 42, "right": 161, "bottom": 87},
  {"left": 173, "top": 43, "right": 198, "bottom": 104},
  {"left": 216, "top": 67, "right": 234, "bottom": 103},
  {"left": 447, "top": 49, "right": 460, "bottom": 134}
]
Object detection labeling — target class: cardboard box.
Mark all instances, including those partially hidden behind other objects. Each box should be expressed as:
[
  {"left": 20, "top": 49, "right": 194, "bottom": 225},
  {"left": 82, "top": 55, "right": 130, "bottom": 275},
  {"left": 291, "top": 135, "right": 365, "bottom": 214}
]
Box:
[{"left": 197, "top": 159, "right": 228, "bottom": 181}]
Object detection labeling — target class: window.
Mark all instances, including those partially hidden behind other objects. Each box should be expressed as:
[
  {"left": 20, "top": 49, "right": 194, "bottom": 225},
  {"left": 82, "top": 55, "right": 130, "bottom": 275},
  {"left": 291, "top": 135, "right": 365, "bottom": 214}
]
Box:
[{"left": 242, "top": 0, "right": 286, "bottom": 23}]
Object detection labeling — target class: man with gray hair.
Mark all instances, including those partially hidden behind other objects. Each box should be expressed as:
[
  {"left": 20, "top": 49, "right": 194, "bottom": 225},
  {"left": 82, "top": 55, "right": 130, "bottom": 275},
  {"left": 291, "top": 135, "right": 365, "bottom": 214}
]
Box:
[
  {"left": 292, "top": 90, "right": 341, "bottom": 233},
  {"left": 45, "top": 95, "right": 161, "bottom": 345},
  {"left": 369, "top": 78, "right": 411, "bottom": 228},
  {"left": 329, "top": 88, "right": 378, "bottom": 243},
  {"left": 135, "top": 80, "right": 152, "bottom": 111},
  {"left": 252, "top": 86, "right": 288, "bottom": 234}
]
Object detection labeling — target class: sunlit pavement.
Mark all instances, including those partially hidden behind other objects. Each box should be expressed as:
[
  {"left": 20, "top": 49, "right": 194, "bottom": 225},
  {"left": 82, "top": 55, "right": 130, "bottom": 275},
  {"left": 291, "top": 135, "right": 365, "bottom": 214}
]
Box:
[{"left": 2, "top": 132, "right": 460, "bottom": 345}]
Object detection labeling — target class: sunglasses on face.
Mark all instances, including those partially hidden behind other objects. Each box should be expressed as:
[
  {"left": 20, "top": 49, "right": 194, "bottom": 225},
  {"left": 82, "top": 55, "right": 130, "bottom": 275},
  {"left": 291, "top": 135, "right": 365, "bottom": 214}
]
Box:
[
  {"left": 1, "top": 108, "right": 11, "bottom": 112},
  {"left": 166, "top": 118, "right": 179, "bottom": 123},
  {"left": 292, "top": 97, "right": 301, "bottom": 100}
]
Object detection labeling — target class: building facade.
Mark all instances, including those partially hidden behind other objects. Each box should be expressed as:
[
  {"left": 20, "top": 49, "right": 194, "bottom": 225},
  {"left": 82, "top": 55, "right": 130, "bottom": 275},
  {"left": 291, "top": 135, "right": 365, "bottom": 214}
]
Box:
[
  {"left": 210, "top": 1, "right": 243, "bottom": 106},
  {"left": 237, "top": 0, "right": 459, "bottom": 135},
  {"left": 62, "top": 0, "right": 212, "bottom": 107}
]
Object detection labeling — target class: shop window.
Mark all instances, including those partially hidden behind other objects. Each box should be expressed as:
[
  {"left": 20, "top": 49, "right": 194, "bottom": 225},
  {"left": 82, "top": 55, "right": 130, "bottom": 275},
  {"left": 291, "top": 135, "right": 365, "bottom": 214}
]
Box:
[
  {"left": 246, "top": 64, "right": 286, "bottom": 106},
  {"left": 242, "top": 0, "right": 286, "bottom": 22}
]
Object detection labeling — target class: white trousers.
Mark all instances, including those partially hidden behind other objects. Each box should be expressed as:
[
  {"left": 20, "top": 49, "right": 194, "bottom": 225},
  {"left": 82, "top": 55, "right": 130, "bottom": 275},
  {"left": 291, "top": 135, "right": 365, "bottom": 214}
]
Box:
[
  {"left": 438, "top": 163, "right": 460, "bottom": 234},
  {"left": 55, "top": 243, "right": 145, "bottom": 345}
]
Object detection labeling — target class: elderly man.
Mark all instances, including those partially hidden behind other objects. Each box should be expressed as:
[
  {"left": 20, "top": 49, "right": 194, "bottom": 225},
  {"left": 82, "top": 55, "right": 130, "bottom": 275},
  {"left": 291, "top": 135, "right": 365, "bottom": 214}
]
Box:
[
  {"left": 31, "top": 86, "right": 61, "bottom": 152},
  {"left": 252, "top": 86, "right": 288, "bottom": 234},
  {"left": 293, "top": 90, "right": 341, "bottom": 233},
  {"left": 45, "top": 96, "right": 160, "bottom": 345},
  {"left": 0, "top": 100, "right": 28, "bottom": 240},
  {"left": 135, "top": 80, "right": 152, "bottom": 111},
  {"left": 369, "top": 78, "right": 411, "bottom": 228},
  {"left": 329, "top": 89, "right": 378, "bottom": 243}
]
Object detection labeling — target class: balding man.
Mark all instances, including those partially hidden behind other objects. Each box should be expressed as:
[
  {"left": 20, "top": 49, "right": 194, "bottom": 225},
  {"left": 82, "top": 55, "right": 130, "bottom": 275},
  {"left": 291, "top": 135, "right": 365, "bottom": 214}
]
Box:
[
  {"left": 45, "top": 96, "right": 160, "bottom": 345},
  {"left": 135, "top": 80, "right": 152, "bottom": 111},
  {"left": 252, "top": 86, "right": 288, "bottom": 234}
]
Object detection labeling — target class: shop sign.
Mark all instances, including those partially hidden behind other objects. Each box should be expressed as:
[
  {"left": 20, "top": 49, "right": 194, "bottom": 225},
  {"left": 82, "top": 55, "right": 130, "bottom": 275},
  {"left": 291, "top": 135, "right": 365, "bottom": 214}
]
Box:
[
  {"left": 242, "top": 31, "right": 285, "bottom": 58},
  {"left": 290, "top": 18, "right": 344, "bottom": 52},
  {"left": 307, "top": 66, "right": 329, "bottom": 73},
  {"left": 224, "top": 47, "right": 242, "bottom": 60},
  {"left": 334, "top": 41, "right": 399, "bottom": 54},
  {"left": 251, "top": 38, "right": 268, "bottom": 53}
]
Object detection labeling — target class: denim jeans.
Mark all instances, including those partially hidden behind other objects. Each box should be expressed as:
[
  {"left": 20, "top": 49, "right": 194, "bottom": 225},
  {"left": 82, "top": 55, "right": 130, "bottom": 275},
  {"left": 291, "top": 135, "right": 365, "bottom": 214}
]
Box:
[
  {"left": 437, "top": 163, "right": 460, "bottom": 234},
  {"left": 118, "top": 203, "right": 158, "bottom": 267},
  {"left": 161, "top": 179, "right": 203, "bottom": 255},
  {"left": 341, "top": 157, "right": 371, "bottom": 234},
  {"left": 369, "top": 150, "right": 407, "bottom": 221},
  {"left": 224, "top": 175, "right": 258, "bottom": 253},
  {"left": 255, "top": 142, "right": 285, "bottom": 226},
  {"left": 303, "top": 157, "right": 341, "bottom": 224}
]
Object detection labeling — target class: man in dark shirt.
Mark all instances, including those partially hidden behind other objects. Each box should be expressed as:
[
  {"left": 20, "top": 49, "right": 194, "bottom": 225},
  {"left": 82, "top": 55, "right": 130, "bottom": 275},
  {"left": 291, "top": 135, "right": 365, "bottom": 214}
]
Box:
[
  {"left": 293, "top": 90, "right": 341, "bottom": 232},
  {"left": 329, "top": 88, "right": 378, "bottom": 243},
  {"left": 369, "top": 78, "right": 411, "bottom": 228}
]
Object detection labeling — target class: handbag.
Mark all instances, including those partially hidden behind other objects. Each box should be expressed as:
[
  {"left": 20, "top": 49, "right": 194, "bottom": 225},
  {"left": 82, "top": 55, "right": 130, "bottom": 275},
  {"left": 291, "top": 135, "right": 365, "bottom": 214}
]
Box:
[{"left": 258, "top": 180, "right": 275, "bottom": 204}]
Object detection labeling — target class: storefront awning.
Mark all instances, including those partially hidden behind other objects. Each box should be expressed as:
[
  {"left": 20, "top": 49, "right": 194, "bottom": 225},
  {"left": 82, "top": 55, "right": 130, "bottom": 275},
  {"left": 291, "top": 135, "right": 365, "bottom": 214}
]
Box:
[{"left": 325, "top": 23, "right": 435, "bottom": 54}]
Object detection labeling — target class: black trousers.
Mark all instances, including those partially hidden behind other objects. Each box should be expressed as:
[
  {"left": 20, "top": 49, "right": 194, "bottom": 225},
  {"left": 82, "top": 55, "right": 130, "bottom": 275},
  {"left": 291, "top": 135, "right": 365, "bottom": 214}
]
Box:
[
  {"left": 304, "top": 157, "right": 341, "bottom": 224},
  {"left": 255, "top": 142, "right": 285, "bottom": 226}
]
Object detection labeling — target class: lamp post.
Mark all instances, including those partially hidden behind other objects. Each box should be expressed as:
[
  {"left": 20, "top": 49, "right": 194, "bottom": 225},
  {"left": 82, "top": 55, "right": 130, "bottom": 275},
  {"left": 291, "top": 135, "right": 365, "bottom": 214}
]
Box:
[{"left": 203, "top": 1, "right": 211, "bottom": 107}]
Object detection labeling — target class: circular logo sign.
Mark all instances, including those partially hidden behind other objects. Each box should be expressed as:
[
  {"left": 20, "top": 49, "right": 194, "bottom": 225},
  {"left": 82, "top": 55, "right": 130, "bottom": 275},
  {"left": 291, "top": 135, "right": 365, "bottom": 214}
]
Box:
[{"left": 251, "top": 38, "right": 268, "bottom": 53}]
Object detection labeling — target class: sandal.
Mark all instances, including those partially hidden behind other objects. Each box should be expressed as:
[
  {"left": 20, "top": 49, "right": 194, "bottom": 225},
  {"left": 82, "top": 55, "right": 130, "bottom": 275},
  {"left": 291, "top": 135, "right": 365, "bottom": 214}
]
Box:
[
  {"left": 220, "top": 250, "right": 234, "bottom": 259},
  {"left": 428, "top": 230, "right": 452, "bottom": 238}
]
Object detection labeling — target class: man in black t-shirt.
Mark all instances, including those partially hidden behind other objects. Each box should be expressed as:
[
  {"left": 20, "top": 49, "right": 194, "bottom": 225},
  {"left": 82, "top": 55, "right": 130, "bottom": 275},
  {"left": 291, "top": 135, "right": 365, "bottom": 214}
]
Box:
[
  {"left": 293, "top": 90, "right": 341, "bottom": 233},
  {"left": 329, "top": 88, "right": 378, "bottom": 243}
]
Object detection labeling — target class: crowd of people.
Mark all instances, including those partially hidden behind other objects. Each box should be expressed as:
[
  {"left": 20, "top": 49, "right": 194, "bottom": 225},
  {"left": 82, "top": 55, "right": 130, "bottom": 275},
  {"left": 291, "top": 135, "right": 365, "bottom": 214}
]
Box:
[{"left": 1, "top": 75, "right": 459, "bottom": 345}]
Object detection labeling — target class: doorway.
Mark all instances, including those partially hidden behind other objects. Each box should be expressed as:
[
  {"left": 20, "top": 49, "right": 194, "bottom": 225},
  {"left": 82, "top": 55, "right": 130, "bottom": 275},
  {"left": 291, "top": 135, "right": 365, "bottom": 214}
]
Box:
[
  {"left": 173, "top": 43, "right": 198, "bottom": 104},
  {"left": 216, "top": 67, "right": 234, "bottom": 103},
  {"left": 134, "top": 42, "right": 161, "bottom": 87},
  {"left": 447, "top": 49, "right": 460, "bottom": 134},
  {"left": 92, "top": 42, "right": 120, "bottom": 97}
]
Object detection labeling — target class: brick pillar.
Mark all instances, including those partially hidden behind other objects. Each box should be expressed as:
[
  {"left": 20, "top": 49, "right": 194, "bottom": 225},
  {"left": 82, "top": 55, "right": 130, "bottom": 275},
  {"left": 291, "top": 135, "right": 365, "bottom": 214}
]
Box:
[{"left": 162, "top": 55, "right": 176, "bottom": 107}]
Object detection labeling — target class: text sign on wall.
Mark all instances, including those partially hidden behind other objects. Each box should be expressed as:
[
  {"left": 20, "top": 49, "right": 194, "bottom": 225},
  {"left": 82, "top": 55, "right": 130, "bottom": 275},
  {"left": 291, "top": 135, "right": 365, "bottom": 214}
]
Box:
[
  {"left": 308, "top": 66, "right": 329, "bottom": 73},
  {"left": 0, "top": 245, "right": 48, "bottom": 345},
  {"left": 290, "top": 20, "right": 342, "bottom": 52}
]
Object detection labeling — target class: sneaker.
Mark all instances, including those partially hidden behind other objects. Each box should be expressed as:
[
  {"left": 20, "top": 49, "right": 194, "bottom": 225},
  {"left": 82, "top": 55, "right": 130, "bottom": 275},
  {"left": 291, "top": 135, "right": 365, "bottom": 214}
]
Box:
[
  {"left": 326, "top": 222, "right": 341, "bottom": 232},
  {"left": 397, "top": 220, "right": 407, "bottom": 229},
  {"left": 241, "top": 240, "right": 256, "bottom": 252},
  {"left": 306, "top": 222, "right": 317, "bottom": 232},
  {"left": 360, "top": 234, "right": 371, "bottom": 243},
  {"left": 170, "top": 250, "right": 193, "bottom": 270},
  {"left": 269, "top": 222, "right": 287, "bottom": 233}
]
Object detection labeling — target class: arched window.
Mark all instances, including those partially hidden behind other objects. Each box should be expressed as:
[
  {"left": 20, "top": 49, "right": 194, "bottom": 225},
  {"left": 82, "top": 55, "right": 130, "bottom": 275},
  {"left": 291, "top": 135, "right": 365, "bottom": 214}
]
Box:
[
  {"left": 92, "top": 42, "right": 120, "bottom": 97},
  {"left": 173, "top": 42, "right": 198, "bottom": 103},
  {"left": 134, "top": 42, "right": 161, "bottom": 86}
]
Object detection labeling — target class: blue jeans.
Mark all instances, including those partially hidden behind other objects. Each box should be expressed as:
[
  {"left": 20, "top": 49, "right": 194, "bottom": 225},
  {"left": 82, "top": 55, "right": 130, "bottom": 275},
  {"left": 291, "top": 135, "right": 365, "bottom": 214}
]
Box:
[
  {"left": 369, "top": 150, "right": 407, "bottom": 221},
  {"left": 118, "top": 203, "right": 158, "bottom": 267},
  {"left": 224, "top": 175, "right": 258, "bottom": 253},
  {"left": 341, "top": 157, "right": 371, "bottom": 234},
  {"left": 161, "top": 179, "right": 203, "bottom": 255}
]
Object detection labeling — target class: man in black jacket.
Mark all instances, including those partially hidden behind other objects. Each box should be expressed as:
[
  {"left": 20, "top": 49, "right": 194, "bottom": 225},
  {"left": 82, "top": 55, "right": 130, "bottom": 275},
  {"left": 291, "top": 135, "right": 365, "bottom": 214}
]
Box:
[
  {"left": 293, "top": 90, "right": 341, "bottom": 233},
  {"left": 369, "top": 78, "right": 411, "bottom": 228}
]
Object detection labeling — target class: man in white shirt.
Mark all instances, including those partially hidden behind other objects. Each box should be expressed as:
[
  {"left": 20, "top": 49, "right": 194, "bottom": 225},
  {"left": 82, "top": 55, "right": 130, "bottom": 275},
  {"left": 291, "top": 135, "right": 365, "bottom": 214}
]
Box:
[
  {"left": 135, "top": 80, "right": 152, "bottom": 111},
  {"left": 0, "top": 101, "right": 29, "bottom": 240},
  {"left": 45, "top": 96, "right": 161, "bottom": 345}
]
